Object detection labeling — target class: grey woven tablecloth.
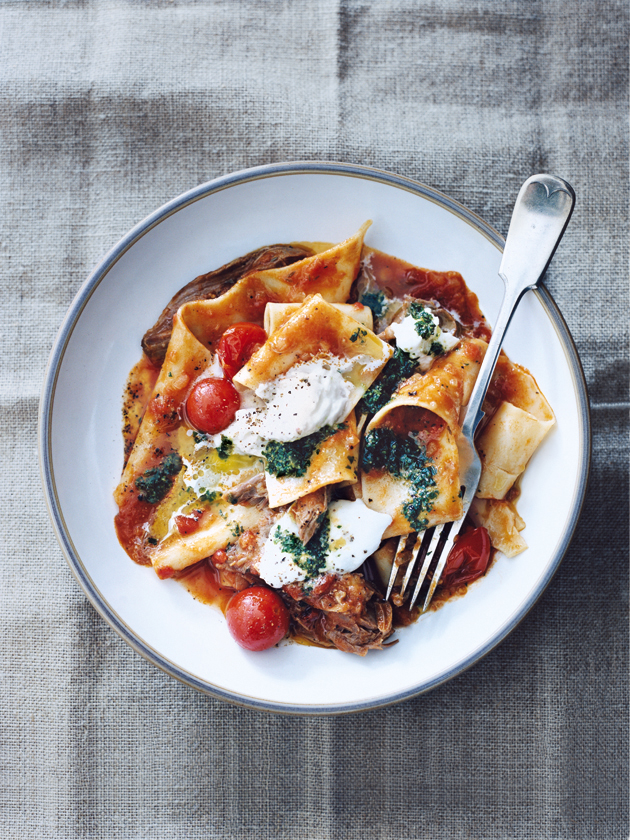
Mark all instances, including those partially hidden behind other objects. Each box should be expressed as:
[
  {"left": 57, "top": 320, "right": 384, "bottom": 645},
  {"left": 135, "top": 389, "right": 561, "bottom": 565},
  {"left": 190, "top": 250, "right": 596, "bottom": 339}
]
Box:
[{"left": 1, "top": 2, "right": 627, "bottom": 838}]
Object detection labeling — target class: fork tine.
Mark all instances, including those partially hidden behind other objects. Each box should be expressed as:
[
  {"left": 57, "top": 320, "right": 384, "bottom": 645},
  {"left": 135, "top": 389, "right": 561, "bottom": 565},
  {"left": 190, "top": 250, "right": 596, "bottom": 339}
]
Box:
[
  {"left": 422, "top": 516, "right": 468, "bottom": 612},
  {"left": 409, "top": 523, "right": 446, "bottom": 609},
  {"left": 399, "top": 529, "right": 427, "bottom": 598},
  {"left": 409, "top": 525, "right": 444, "bottom": 610},
  {"left": 385, "top": 533, "right": 410, "bottom": 601}
]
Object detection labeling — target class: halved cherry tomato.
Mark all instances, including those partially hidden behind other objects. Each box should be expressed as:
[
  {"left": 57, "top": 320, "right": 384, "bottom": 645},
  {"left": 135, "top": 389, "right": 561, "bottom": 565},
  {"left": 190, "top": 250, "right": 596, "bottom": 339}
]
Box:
[
  {"left": 225, "top": 586, "right": 290, "bottom": 651},
  {"left": 217, "top": 323, "right": 267, "bottom": 379},
  {"left": 441, "top": 526, "right": 491, "bottom": 590},
  {"left": 185, "top": 377, "right": 240, "bottom": 434}
]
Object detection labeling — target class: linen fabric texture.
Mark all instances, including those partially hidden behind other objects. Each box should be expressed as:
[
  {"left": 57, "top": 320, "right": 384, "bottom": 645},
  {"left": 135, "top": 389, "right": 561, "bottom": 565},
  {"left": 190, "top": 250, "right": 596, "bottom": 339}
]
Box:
[{"left": 0, "top": 1, "right": 627, "bottom": 838}]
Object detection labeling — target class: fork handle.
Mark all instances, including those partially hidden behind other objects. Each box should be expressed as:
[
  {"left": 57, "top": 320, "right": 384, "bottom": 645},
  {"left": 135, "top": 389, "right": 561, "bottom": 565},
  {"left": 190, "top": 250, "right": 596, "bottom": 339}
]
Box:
[{"left": 461, "top": 174, "right": 575, "bottom": 439}]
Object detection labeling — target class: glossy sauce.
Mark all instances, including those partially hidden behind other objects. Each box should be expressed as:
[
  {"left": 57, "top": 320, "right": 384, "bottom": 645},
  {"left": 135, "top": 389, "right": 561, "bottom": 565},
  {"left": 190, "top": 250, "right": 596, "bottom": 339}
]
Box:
[
  {"left": 381, "top": 406, "right": 447, "bottom": 460},
  {"left": 176, "top": 558, "right": 235, "bottom": 613},
  {"left": 362, "top": 248, "right": 491, "bottom": 341}
]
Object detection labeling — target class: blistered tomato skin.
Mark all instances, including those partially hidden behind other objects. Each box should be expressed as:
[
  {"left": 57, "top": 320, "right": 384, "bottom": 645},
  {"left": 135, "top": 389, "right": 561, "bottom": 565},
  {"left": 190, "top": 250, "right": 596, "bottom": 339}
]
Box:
[
  {"left": 441, "top": 526, "right": 491, "bottom": 590},
  {"left": 185, "top": 377, "right": 240, "bottom": 434},
  {"left": 225, "top": 586, "right": 290, "bottom": 651},
  {"left": 218, "top": 323, "right": 267, "bottom": 379}
]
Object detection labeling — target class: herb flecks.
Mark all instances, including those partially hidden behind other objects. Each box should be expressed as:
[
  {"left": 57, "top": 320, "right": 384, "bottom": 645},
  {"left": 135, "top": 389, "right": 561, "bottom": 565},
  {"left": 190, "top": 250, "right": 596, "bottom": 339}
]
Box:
[
  {"left": 216, "top": 436, "right": 233, "bottom": 460},
  {"left": 273, "top": 515, "right": 331, "bottom": 579},
  {"left": 360, "top": 289, "right": 389, "bottom": 319},
  {"left": 350, "top": 327, "right": 368, "bottom": 343},
  {"left": 361, "top": 427, "right": 438, "bottom": 530},
  {"left": 408, "top": 301, "right": 437, "bottom": 339},
  {"left": 229, "top": 522, "right": 244, "bottom": 539},
  {"left": 199, "top": 490, "right": 219, "bottom": 504},
  {"left": 264, "top": 424, "right": 344, "bottom": 478},
  {"left": 357, "top": 347, "right": 417, "bottom": 417},
  {"left": 136, "top": 452, "right": 183, "bottom": 504}
]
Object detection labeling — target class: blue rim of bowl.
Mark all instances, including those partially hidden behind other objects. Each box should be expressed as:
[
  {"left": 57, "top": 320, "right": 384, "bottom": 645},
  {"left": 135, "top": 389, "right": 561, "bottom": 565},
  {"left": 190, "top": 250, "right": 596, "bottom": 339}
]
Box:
[{"left": 38, "top": 161, "right": 591, "bottom": 715}]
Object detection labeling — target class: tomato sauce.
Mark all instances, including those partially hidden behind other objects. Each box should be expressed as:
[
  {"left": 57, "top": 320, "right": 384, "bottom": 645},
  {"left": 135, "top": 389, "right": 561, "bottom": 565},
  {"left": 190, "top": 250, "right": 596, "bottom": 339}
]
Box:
[
  {"left": 115, "top": 425, "right": 179, "bottom": 565},
  {"left": 176, "top": 558, "right": 234, "bottom": 613},
  {"left": 114, "top": 490, "right": 154, "bottom": 566},
  {"left": 362, "top": 248, "right": 491, "bottom": 341}
]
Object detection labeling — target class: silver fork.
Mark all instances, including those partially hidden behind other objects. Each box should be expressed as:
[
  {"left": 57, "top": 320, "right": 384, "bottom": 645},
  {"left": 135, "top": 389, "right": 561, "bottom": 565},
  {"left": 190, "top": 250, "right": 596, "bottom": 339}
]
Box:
[{"left": 385, "top": 174, "right": 575, "bottom": 611}]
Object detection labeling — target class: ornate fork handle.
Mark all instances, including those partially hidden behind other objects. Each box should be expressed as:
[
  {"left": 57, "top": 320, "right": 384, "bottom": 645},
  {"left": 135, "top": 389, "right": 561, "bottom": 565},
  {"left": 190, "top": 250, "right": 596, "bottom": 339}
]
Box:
[{"left": 463, "top": 174, "right": 575, "bottom": 442}]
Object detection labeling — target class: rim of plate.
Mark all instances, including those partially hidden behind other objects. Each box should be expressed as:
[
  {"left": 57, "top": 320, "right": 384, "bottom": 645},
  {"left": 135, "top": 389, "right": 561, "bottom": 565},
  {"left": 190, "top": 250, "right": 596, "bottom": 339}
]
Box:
[{"left": 38, "top": 161, "right": 591, "bottom": 715}]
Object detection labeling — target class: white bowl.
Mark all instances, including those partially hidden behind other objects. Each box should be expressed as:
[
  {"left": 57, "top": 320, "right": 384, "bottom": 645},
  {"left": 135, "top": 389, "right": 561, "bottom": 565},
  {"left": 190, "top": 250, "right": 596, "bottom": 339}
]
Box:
[{"left": 39, "top": 162, "right": 590, "bottom": 714}]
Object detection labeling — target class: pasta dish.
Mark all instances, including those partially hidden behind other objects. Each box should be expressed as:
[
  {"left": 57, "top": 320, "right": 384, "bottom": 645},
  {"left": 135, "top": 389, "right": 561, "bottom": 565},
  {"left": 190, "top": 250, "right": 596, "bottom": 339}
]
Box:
[{"left": 115, "top": 223, "right": 554, "bottom": 654}]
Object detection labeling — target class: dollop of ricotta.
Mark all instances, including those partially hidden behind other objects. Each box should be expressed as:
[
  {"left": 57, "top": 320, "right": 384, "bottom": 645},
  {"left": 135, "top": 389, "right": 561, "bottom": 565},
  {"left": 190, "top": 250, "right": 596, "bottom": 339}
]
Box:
[
  {"left": 213, "top": 357, "right": 356, "bottom": 457},
  {"left": 390, "top": 305, "right": 459, "bottom": 371},
  {"left": 257, "top": 499, "right": 392, "bottom": 588}
]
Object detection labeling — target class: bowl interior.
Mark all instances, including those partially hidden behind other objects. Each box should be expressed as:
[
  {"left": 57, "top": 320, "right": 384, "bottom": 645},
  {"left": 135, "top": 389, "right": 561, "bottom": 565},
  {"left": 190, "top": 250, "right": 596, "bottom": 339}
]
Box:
[{"left": 42, "top": 167, "right": 587, "bottom": 712}]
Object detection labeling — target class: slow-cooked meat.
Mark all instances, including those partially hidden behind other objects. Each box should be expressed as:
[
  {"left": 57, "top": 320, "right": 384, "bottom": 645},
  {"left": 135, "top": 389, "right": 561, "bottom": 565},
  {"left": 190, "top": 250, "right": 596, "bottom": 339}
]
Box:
[
  {"left": 285, "top": 573, "right": 395, "bottom": 655},
  {"left": 289, "top": 486, "right": 330, "bottom": 544},
  {"left": 212, "top": 505, "right": 282, "bottom": 578},
  {"left": 141, "top": 244, "right": 312, "bottom": 366},
  {"left": 225, "top": 472, "right": 268, "bottom": 508}
]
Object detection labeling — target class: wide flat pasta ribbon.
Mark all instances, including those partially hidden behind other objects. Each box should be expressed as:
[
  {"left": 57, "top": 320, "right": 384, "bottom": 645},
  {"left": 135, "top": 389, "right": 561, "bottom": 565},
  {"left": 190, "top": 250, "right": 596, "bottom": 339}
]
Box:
[
  {"left": 477, "top": 357, "right": 555, "bottom": 500},
  {"left": 361, "top": 340, "right": 487, "bottom": 538}
]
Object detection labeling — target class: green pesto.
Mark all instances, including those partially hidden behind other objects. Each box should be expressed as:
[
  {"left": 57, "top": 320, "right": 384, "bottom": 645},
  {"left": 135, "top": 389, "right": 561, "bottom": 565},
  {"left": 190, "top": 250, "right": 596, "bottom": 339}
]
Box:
[
  {"left": 357, "top": 347, "right": 417, "bottom": 417},
  {"left": 135, "top": 452, "right": 183, "bottom": 505},
  {"left": 408, "top": 300, "right": 437, "bottom": 339},
  {"left": 264, "top": 424, "right": 344, "bottom": 478},
  {"left": 229, "top": 522, "right": 244, "bottom": 539},
  {"left": 361, "top": 427, "right": 438, "bottom": 530},
  {"left": 409, "top": 301, "right": 446, "bottom": 356},
  {"left": 216, "top": 436, "right": 233, "bottom": 460},
  {"left": 198, "top": 490, "right": 219, "bottom": 504},
  {"left": 273, "top": 515, "right": 331, "bottom": 579},
  {"left": 349, "top": 327, "right": 368, "bottom": 342},
  {"left": 359, "top": 289, "right": 389, "bottom": 319}
]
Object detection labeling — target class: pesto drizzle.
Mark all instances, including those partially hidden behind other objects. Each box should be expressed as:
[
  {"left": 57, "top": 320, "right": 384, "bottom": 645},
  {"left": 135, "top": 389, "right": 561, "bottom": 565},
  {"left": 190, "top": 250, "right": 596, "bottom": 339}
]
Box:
[
  {"left": 361, "top": 427, "right": 438, "bottom": 530},
  {"left": 135, "top": 452, "right": 183, "bottom": 504},
  {"left": 216, "top": 436, "right": 233, "bottom": 460},
  {"left": 359, "top": 289, "right": 389, "bottom": 319},
  {"left": 272, "top": 514, "right": 331, "bottom": 579},
  {"left": 408, "top": 301, "right": 447, "bottom": 356},
  {"left": 263, "top": 424, "right": 345, "bottom": 478},
  {"left": 357, "top": 347, "right": 417, "bottom": 417}
]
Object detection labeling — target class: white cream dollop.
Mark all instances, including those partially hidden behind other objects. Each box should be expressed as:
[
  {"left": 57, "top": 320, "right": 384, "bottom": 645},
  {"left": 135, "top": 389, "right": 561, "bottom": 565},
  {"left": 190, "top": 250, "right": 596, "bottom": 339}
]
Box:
[
  {"left": 390, "top": 307, "right": 459, "bottom": 371},
  {"left": 214, "top": 357, "right": 355, "bottom": 457},
  {"left": 257, "top": 499, "right": 392, "bottom": 588}
]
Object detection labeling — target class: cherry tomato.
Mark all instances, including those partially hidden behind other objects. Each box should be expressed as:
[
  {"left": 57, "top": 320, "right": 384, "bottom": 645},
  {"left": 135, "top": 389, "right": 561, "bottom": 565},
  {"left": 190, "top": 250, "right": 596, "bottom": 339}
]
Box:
[
  {"left": 217, "top": 323, "right": 267, "bottom": 379},
  {"left": 441, "top": 526, "right": 491, "bottom": 590},
  {"left": 225, "top": 586, "right": 290, "bottom": 651},
  {"left": 185, "top": 377, "right": 240, "bottom": 434}
]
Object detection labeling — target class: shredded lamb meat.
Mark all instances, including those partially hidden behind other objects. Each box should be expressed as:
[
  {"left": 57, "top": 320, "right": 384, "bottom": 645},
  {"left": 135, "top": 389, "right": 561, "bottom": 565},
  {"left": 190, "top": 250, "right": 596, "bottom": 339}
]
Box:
[
  {"left": 212, "top": 487, "right": 394, "bottom": 655},
  {"left": 284, "top": 573, "right": 395, "bottom": 655},
  {"left": 225, "top": 473, "right": 268, "bottom": 509},
  {"left": 212, "top": 505, "right": 282, "bottom": 578},
  {"left": 288, "top": 486, "right": 330, "bottom": 544}
]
